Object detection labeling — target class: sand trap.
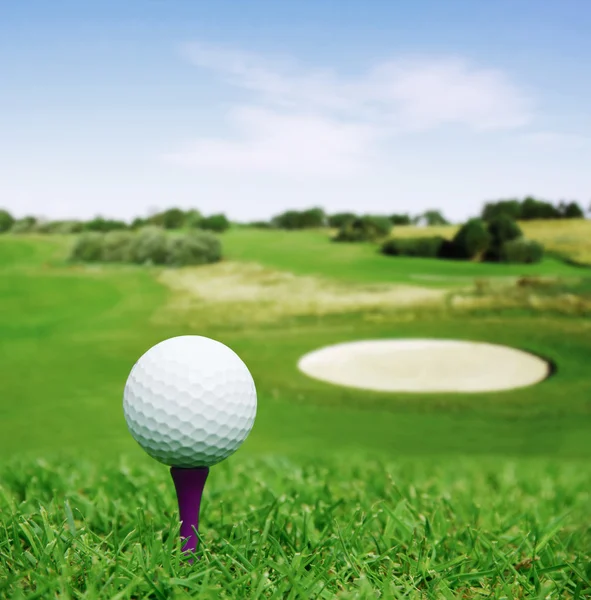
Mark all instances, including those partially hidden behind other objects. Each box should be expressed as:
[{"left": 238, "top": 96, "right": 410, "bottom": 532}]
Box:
[{"left": 298, "top": 339, "right": 551, "bottom": 393}]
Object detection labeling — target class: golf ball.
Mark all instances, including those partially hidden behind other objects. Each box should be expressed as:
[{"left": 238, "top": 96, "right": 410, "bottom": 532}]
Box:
[{"left": 123, "top": 335, "right": 257, "bottom": 468}]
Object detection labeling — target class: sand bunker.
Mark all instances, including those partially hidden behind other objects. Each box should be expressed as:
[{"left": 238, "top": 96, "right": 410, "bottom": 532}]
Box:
[{"left": 298, "top": 339, "right": 551, "bottom": 393}]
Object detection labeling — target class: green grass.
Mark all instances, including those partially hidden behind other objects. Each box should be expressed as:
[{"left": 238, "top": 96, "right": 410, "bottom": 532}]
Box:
[
  {"left": 1, "top": 233, "right": 591, "bottom": 598},
  {"left": 223, "top": 228, "right": 588, "bottom": 285},
  {"left": 1, "top": 235, "right": 590, "bottom": 461},
  {"left": 1, "top": 457, "right": 590, "bottom": 599}
]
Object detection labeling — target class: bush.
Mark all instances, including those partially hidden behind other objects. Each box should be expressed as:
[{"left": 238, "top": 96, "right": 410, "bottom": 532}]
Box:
[
  {"left": 327, "top": 212, "right": 356, "bottom": 228},
  {"left": 10, "top": 217, "right": 37, "bottom": 234},
  {"left": 381, "top": 236, "right": 446, "bottom": 258},
  {"left": 198, "top": 214, "right": 230, "bottom": 233},
  {"left": 69, "top": 228, "right": 222, "bottom": 266},
  {"left": 334, "top": 215, "right": 392, "bottom": 242},
  {"left": 246, "top": 221, "right": 273, "bottom": 229},
  {"left": 271, "top": 207, "right": 326, "bottom": 229},
  {"left": 131, "top": 217, "right": 149, "bottom": 230},
  {"left": 558, "top": 201, "right": 584, "bottom": 219},
  {"left": 389, "top": 213, "right": 411, "bottom": 226},
  {"left": 500, "top": 239, "right": 544, "bottom": 264},
  {"left": 149, "top": 208, "right": 187, "bottom": 230},
  {"left": 0, "top": 209, "right": 15, "bottom": 233},
  {"left": 481, "top": 197, "right": 588, "bottom": 221},
  {"left": 41, "top": 220, "right": 84, "bottom": 234},
  {"left": 486, "top": 215, "right": 523, "bottom": 261},
  {"left": 184, "top": 210, "right": 203, "bottom": 229},
  {"left": 414, "top": 210, "right": 449, "bottom": 226},
  {"left": 482, "top": 199, "right": 522, "bottom": 221},
  {"left": 452, "top": 218, "right": 491, "bottom": 260},
  {"left": 70, "top": 232, "right": 104, "bottom": 262},
  {"left": 84, "top": 217, "right": 128, "bottom": 232},
  {"left": 165, "top": 231, "right": 222, "bottom": 266},
  {"left": 520, "top": 196, "right": 560, "bottom": 220},
  {"left": 130, "top": 227, "right": 169, "bottom": 265},
  {"left": 101, "top": 231, "right": 135, "bottom": 262}
]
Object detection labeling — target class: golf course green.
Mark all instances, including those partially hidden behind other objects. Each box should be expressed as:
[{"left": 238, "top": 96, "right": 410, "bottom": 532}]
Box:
[{"left": 1, "top": 231, "right": 590, "bottom": 598}]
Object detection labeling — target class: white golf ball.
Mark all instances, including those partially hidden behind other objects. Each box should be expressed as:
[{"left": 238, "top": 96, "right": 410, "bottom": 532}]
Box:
[{"left": 123, "top": 335, "right": 257, "bottom": 468}]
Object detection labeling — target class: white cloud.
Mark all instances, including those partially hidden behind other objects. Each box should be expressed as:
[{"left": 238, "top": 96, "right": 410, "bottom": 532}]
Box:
[
  {"left": 171, "top": 43, "right": 532, "bottom": 178},
  {"left": 518, "top": 131, "right": 591, "bottom": 149},
  {"left": 165, "top": 107, "right": 379, "bottom": 177}
]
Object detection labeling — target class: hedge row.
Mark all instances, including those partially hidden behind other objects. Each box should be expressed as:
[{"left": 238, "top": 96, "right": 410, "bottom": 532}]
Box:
[
  {"left": 70, "top": 227, "right": 222, "bottom": 266},
  {"left": 381, "top": 215, "right": 544, "bottom": 264}
]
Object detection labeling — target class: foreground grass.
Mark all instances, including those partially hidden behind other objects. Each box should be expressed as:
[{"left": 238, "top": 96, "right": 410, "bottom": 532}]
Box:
[{"left": 1, "top": 456, "right": 590, "bottom": 599}]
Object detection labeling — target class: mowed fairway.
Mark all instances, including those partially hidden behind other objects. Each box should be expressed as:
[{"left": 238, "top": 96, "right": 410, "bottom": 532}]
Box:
[
  {"left": 224, "top": 227, "right": 587, "bottom": 285},
  {"left": 1, "top": 233, "right": 590, "bottom": 598}
]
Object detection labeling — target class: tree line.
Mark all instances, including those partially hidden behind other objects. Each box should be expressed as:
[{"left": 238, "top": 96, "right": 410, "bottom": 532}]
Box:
[
  {"left": 0, "top": 208, "right": 231, "bottom": 234},
  {"left": 0, "top": 196, "right": 587, "bottom": 236}
]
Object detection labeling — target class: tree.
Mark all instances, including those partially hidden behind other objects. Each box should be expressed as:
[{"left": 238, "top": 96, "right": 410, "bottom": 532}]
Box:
[
  {"left": 184, "top": 209, "right": 203, "bottom": 228},
  {"left": 486, "top": 215, "right": 523, "bottom": 261},
  {"left": 389, "top": 213, "right": 411, "bottom": 225},
  {"left": 198, "top": 213, "right": 230, "bottom": 233},
  {"left": 333, "top": 215, "right": 392, "bottom": 242},
  {"left": 271, "top": 207, "right": 326, "bottom": 229},
  {"left": 482, "top": 199, "right": 522, "bottom": 221},
  {"left": 149, "top": 208, "right": 186, "bottom": 229},
  {"left": 451, "top": 218, "right": 491, "bottom": 260},
  {"left": 416, "top": 210, "right": 449, "bottom": 226},
  {"left": 558, "top": 201, "right": 584, "bottom": 219},
  {"left": 84, "top": 217, "right": 128, "bottom": 232},
  {"left": 300, "top": 207, "right": 326, "bottom": 228},
  {"left": 328, "top": 212, "right": 356, "bottom": 228},
  {"left": 0, "top": 209, "right": 15, "bottom": 233},
  {"left": 520, "top": 197, "right": 560, "bottom": 220}
]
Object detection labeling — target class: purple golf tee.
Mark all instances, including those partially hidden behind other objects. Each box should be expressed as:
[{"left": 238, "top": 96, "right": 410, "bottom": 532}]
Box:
[{"left": 170, "top": 466, "right": 210, "bottom": 557}]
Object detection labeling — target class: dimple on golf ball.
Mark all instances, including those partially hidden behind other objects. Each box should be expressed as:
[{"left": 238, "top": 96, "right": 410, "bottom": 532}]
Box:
[{"left": 123, "top": 335, "right": 257, "bottom": 468}]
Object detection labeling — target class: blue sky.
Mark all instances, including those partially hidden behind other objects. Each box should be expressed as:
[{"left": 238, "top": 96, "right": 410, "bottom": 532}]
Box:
[{"left": 1, "top": 1, "right": 590, "bottom": 222}]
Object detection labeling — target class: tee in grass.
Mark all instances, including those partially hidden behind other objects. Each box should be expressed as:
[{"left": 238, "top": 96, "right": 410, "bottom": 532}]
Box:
[{"left": 1, "top": 457, "right": 589, "bottom": 599}]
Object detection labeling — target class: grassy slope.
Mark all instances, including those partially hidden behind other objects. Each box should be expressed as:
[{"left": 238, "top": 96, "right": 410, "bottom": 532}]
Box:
[
  {"left": 223, "top": 228, "right": 587, "bottom": 285},
  {"left": 1, "top": 233, "right": 590, "bottom": 598},
  {"left": 1, "top": 235, "right": 590, "bottom": 462}
]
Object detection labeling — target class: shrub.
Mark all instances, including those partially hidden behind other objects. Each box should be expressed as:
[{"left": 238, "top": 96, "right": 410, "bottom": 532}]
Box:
[
  {"left": 482, "top": 197, "right": 584, "bottom": 221},
  {"left": 414, "top": 210, "right": 449, "bottom": 226},
  {"left": 500, "top": 239, "right": 544, "bottom": 264},
  {"left": 271, "top": 207, "right": 326, "bottom": 229},
  {"left": 558, "top": 201, "right": 584, "bottom": 219},
  {"left": 45, "top": 220, "right": 84, "bottom": 234},
  {"left": 184, "top": 209, "right": 203, "bottom": 229},
  {"left": 84, "top": 217, "right": 128, "bottom": 232},
  {"left": 389, "top": 213, "right": 412, "bottom": 226},
  {"left": 486, "top": 215, "right": 523, "bottom": 261},
  {"left": 482, "top": 199, "right": 522, "bottom": 221},
  {"left": 149, "top": 208, "right": 187, "bottom": 230},
  {"left": 520, "top": 196, "right": 561, "bottom": 220},
  {"left": 197, "top": 213, "right": 230, "bottom": 233},
  {"left": 165, "top": 231, "right": 222, "bottom": 266},
  {"left": 131, "top": 217, "right": 149, "bottom": 230},
  {"left": 69, "top": 227, "right": 222, "bottom": 266},
  {"left": 10, "top": 217, "right": 37, "bottom": 234},
  {"left": 328, "top": 212, "right": 356, "bottom": 228},
  {"left": 0, "top": 209, "right": 15, "bottom": 233},
  {"left": 130, "top": 227, "right": 169, "bottom": 265},
  {"left": 452, "top": 218, "right": 491, "bottom": 260},
  {"left": 101, "top": 231, "right": 135, "bottom": 262},
  {"left": 381, "top": 236, "right": 446, "bottom": 258},
  {"left": 246, "top": 220, "right": 273, "bottom": 229},
  {"left": 334, "top": 215, "right": 392, "bottom": 242},
  {"left": 70, "top": 232, "right": 104, "bottom": 262}
]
